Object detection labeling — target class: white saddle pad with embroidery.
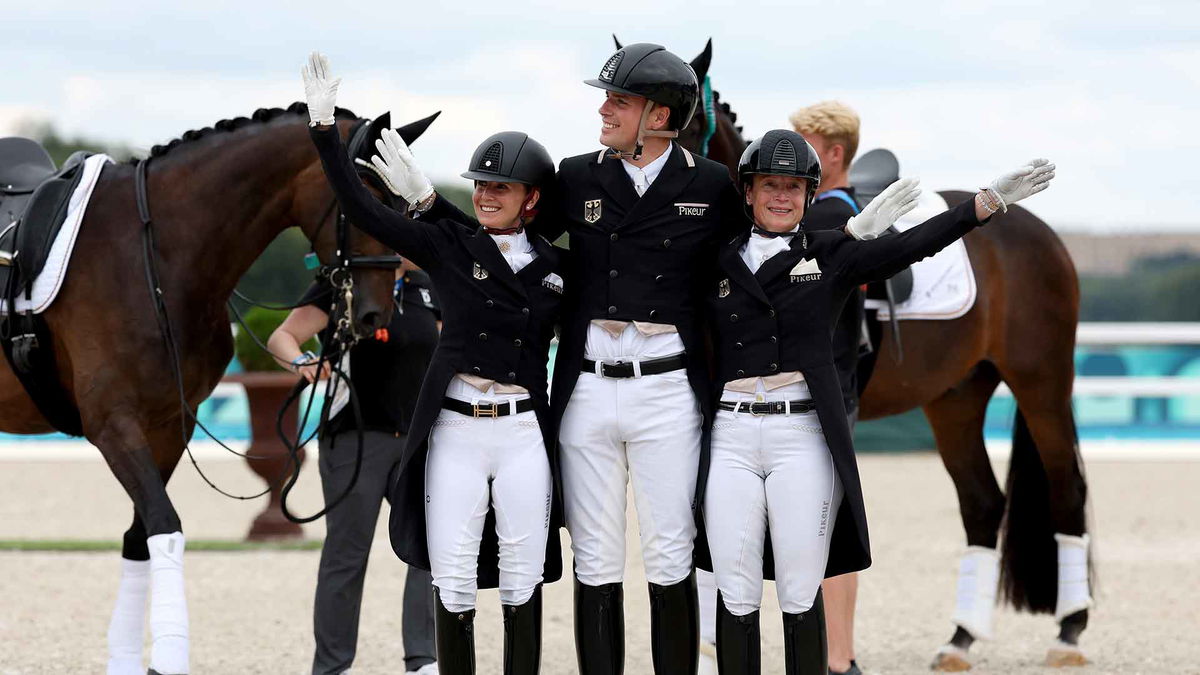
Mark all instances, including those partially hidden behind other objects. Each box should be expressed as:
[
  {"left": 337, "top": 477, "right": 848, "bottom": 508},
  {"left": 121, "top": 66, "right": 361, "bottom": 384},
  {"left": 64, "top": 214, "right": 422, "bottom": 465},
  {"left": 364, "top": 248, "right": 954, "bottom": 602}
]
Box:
[
  {"left": 865, "top": 190, "right": 977, "bottom": 321},
  {"left": 0, "top": 153, "right": 111, "bottom": 315}
]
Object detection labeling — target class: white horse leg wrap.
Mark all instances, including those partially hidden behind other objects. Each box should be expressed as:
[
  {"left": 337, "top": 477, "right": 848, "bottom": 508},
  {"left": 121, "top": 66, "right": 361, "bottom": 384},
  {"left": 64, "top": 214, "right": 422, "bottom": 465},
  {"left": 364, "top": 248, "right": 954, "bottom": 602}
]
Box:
[
  {"left": 106, "top": 558, "right": 149, "bottom": 675},
  {"left": 1054, "top": 533, "right": 1093, "bottom": 621},
  {"left": 951, "top": 546, "right": 1000, "bottom": 640},
  {"left": 147, "top": 532, "right": 189, "bottom": 674}
]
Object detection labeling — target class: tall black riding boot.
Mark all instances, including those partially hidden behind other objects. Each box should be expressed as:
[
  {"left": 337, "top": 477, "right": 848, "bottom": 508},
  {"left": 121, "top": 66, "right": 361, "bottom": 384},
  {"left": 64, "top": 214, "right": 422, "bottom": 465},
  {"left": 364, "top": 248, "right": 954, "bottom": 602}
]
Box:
[
  {"left": 574, "top": 578, "right": 624, "bottom": 675},
  {"left": 648, "top": 571, "right": 699, "bottom": 675},
  {"left": 434, "top": 589, "right": 476, "bottom": 675},
  {"left": 715, "top": 591, "right": 761, "bottom": 675},
  {"left": 503, "top": 586, "right": 543, "bottom": 675},
  {"left": 782, "top": 589, "right": 827, "bottom": 675}
]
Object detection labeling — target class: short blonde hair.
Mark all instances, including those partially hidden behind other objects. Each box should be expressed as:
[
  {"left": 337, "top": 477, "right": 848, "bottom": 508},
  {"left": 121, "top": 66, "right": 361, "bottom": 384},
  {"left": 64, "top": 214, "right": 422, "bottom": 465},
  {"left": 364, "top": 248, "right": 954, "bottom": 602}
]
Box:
[{"left": 789, "top": 101, "right": 861, "bottom": 169}]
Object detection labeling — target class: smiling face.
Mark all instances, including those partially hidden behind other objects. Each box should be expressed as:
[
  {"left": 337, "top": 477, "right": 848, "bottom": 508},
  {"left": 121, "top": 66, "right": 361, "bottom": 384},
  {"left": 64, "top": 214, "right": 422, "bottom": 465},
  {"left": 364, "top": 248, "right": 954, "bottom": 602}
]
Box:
[
  {"left": 598, "top": 91, "right": 670, "bottom": 152},
  {"left": 746, "top": 174, "right": 809, "bottom": 232},
  {"left": 472, "top": 180, "right": 537, "bottom": 230}
]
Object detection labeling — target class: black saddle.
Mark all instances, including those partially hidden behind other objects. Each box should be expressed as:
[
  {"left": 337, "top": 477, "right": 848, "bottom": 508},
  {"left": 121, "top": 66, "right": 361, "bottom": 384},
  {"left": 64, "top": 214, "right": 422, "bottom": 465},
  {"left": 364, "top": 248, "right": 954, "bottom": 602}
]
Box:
[
  {"left": 0, "top": 138, "right": 91, "bottom": 300},
  {"left": 848, "top": 147, "right": 914, "bottom": 305},
  {"left": 0, "top": 138, "right": 92, "bottom": 436}
]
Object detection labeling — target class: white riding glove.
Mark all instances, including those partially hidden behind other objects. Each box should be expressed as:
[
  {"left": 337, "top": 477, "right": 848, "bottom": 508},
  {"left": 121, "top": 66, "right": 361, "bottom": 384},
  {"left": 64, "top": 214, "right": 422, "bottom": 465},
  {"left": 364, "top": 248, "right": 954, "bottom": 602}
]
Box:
[
  {"left": 370, "top": 127, "right": 435, "bottom": 205},
  {"left": 987, "top": 158, "right": 1055, "bottom": 211},
  {"left": 301, "top": 51, "right": 340, "bottom": 127},
  {"left": 845, "top": 177, "right": 922, "bottom": 240}
]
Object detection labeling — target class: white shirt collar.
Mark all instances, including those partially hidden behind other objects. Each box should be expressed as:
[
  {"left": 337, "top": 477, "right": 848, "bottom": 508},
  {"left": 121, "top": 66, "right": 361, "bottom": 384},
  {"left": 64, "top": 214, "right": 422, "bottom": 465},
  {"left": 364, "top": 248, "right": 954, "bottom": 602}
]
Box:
[
  {"left": 489, "top": 229, "right": 535, "bottom": 273},
  {"left": 739, "top": 224, "right": 799, "bottom": 274},
  {"left": 621, "top": 142, "right": 673, "bottom": 190}
]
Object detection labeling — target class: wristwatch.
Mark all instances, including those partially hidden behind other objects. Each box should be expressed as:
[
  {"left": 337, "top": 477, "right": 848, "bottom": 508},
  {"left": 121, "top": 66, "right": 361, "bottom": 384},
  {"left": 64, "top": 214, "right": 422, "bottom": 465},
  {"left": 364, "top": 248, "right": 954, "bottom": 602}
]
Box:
[{"left": 290, "top": 351, "right": 318, "bottom": 371}]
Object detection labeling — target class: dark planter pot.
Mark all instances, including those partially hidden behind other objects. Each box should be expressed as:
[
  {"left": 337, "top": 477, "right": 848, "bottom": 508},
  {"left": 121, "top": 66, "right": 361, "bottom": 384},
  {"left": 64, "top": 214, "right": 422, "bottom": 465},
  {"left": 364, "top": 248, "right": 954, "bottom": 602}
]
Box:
[{"left": 225, "top": 372, "right": 307, "bottom": 541}]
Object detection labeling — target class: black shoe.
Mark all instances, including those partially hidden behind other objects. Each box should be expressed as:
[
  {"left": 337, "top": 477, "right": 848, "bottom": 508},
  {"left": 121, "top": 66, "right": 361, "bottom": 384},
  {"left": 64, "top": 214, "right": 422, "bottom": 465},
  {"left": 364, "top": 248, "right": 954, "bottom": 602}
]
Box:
[
  {"left": 574, "top": 578, "right": 624, "bottom": 675},
  {"left": 829, "top": 660, "right": 863, "bottom": 675},
  {"left": 434, "top": 589, "right": 476, "bottom": 675},
  {"left": 715, "top": 591, "right": 761, "bottom": 675},
  {"left": 503, "top": 586, "right": 543, "bottom": 675},
  {"left": 648, "top": 571, "right": 699, "bottom": 675},
  {"left": 782, "top": 589, "right": 827, "bottom": 675}
]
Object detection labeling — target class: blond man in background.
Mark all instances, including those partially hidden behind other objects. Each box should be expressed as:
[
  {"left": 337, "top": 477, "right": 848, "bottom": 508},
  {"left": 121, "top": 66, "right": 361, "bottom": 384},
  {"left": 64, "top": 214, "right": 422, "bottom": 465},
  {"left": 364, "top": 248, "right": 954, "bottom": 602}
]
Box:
[{"left": 790, "top": 101, "right": 867, "bottom": 675}]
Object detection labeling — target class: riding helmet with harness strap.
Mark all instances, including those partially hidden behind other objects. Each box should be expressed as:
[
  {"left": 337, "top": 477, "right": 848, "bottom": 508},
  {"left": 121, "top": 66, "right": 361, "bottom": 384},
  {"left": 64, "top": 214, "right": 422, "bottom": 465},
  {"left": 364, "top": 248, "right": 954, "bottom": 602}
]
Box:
[{"left": 584, "top": 43, "right": 700, "bottom": 161}]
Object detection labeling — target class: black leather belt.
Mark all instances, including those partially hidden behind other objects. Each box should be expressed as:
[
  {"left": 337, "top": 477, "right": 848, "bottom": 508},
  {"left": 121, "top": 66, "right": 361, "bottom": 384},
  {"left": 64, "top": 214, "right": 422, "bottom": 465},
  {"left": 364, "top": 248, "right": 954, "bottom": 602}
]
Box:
[
  {"left": 582, "top": 354, "right": 686, "bottom": 379},
  {"left": 718, "top": 399, "right": 817, "bottom": 415},
  {"left": 442, "top": 397, "right": 535, "bottom": 418}
]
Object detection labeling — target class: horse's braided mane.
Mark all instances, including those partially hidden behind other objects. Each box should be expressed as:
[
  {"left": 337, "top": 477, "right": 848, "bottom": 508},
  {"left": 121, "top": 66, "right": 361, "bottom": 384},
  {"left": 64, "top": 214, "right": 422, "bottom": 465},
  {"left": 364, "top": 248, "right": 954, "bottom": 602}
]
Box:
[
  {"left": 140, "top": 101, "right": 359, "bottom": 161},
  {"left": 710, "top": 89, "right": 744, "bottom": 135}
]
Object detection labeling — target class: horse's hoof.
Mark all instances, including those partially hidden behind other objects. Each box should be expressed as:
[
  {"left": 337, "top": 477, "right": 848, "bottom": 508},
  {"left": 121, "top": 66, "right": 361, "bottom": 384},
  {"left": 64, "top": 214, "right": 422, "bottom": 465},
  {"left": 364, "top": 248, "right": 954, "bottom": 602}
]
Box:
[
  {"left": 931, "top": 645, "right": 972, "bottom": 671},
  {"left": 1045, "top": 642, "right": 1089, "bottom": 667}
]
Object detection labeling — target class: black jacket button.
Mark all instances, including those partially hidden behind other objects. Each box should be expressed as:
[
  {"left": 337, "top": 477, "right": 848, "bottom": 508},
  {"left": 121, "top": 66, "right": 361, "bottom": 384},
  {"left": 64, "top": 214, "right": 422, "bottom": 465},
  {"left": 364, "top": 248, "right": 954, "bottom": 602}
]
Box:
[
  {"left": 770, "top": 336, "right": 778, "bottom": 344},
  {"left": 662, "top": 239, "right": 672, "bottom": 248},
  {"left": 648, "top": 309, "right": 657, "bottom": 319},
  {"left": 522, "top": 307, "right": 530, "bottom": 316},
  {"left": 730, "top": 313, "right": 739, "bottom": 322},
  {"left": 485, "top": 299, "right": 494, "bottom": 308},
  {"left": 478, "top": 332, "right": 488, "bottom": 341},
  {"left": 655, "top": 275, "right": 664, "bottom": 283},
  {"left": 610, "top": 233, "right": 619, "bottom": 242},
  {"left": 736, "top": 369, "right": 745, "bottom": 377},
  {"left": 769, "top": 363, "right": 779, "bottom": 372},
  {"left": 513, "top": 339, "right": 523, "bottom": 347},
  {"left": 472, "top": 366, "right": 481, "bottom": 374},
  {"left": 507, "top": 371, "right": 516, "bottom": 379},
  {"left": 768, "top": 309, "right": 777, "bottom": 318},
  {"left": 608, "top": 305, "right": 617, "bottom": 314},
  {"left": 735, "top": 342, "right": 743, "bottom": 350},
  {"left": 609, "top": 269, "right": 618, "bottom": 278}
]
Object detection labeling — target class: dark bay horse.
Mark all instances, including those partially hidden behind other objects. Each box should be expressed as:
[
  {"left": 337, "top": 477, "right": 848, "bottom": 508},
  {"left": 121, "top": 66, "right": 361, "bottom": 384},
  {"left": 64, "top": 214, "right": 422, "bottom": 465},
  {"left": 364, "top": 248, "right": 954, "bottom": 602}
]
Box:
[
  {"left": 672, "top": 40, "right": 1091, "bottom": 670},
  {"left": 0, "top": 103, "right": 434, "bottom": 673}
]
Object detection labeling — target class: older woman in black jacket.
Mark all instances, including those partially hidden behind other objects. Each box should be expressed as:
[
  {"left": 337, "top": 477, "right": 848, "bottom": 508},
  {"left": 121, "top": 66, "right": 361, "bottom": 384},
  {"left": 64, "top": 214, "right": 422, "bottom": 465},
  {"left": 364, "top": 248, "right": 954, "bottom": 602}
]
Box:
[
  {"left": 302, "top": 52, "right": 567, "bottom": 675},
  {"left": 703, "top": 129, "right": 1054, "bottom": 674}
]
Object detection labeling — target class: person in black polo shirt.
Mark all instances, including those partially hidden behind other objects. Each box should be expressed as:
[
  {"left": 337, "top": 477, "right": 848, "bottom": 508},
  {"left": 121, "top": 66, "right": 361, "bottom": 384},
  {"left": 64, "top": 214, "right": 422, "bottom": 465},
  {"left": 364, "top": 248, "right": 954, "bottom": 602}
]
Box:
[
  {"left": 790, "top": 100, "right": 867, "bottom": 675},
  {"left": 302, "top": 51, "right": 568, "bottom": 675},
  {"left": 530, "top": 42, "right": 741, "bottom": 675},
  {"left": 269, "top": 262, "right": 440, "bottom": 675},
  {"left": 704, "top": 129, "right": 1054, "bottom": 674}
]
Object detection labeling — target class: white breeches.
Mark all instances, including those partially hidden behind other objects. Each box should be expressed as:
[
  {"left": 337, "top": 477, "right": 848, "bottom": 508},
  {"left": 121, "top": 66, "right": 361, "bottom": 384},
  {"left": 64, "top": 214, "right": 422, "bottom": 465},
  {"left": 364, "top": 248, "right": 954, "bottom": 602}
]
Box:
[
  {"left": 425, "top": 407, "right": 551, "bottom": 613},
  {"left": 704, "top": 406, "right": 842, "bottom": 616},
  {"left": 560, "top": 369, "right": 702, "bottom": 586}
]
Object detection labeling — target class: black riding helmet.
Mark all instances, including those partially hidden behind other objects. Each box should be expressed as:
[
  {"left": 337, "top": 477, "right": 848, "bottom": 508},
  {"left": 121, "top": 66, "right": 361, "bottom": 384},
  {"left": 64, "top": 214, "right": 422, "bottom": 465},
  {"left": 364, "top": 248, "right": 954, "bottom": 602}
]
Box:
[
  {"left": 461, "top": 131, "right": 554, "bottom": 187},
  {"left": 585, "top": 43, "right": 698, "bottom": 159},
  {"left": 738, "top": 129, "right": 822, "bottom": 206}
]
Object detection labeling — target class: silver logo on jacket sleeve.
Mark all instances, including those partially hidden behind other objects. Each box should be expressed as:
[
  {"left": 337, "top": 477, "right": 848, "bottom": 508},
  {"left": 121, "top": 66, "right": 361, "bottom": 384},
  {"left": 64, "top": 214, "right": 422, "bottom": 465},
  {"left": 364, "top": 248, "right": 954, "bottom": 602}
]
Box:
[{"left": 584, "top": 199, "right": 602, "bottom": 224}]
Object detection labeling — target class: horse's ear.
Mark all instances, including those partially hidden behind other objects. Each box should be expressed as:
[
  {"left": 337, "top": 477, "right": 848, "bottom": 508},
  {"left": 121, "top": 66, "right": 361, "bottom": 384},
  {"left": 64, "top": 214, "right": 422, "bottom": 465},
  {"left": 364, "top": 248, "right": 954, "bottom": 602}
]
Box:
[
  {"left": 396, "top": 111, "right": 442, "bottom": 146},
  {"left": 690, "top": 38, "right": 713, "bottom": 83},
  {"left": 613, "top": 34, "right": 623, "bottom": 50}
]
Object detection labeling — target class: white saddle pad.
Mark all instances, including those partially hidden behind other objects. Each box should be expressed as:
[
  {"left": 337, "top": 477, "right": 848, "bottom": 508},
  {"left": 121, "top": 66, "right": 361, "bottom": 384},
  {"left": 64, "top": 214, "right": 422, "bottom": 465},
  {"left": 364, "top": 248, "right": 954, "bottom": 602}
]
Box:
[
  {"left": 865, "top": 190, "right": 977, "bottom": 321},
  {"left": 0, "top": 153, "right": 111, "bottom": 315}
]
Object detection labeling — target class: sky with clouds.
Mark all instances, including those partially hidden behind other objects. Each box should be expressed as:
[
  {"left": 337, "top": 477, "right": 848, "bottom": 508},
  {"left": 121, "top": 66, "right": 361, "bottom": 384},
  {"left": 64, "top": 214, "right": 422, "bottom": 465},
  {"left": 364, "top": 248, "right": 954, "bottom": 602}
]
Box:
[{"left": 3, "top": 0, "right": 1196, "bottom": 231}]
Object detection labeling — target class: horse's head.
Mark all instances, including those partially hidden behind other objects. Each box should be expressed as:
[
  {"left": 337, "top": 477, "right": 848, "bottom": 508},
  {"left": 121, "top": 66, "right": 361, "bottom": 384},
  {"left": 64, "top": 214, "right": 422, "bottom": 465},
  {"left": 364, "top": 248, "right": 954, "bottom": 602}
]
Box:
[
  {"left": 611, "top": 36, "right": 746, "bottom": 179},
  {"left": 293, "top": 110, "right": 440, "bottom": 339}
]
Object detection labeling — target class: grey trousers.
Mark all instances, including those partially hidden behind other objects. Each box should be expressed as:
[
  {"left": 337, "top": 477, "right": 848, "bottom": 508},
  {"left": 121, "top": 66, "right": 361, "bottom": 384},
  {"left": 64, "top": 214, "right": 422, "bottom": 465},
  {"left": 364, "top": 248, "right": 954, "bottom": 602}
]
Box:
[{"left": 313, "top": 430, "right": 436, "bottom": 674}]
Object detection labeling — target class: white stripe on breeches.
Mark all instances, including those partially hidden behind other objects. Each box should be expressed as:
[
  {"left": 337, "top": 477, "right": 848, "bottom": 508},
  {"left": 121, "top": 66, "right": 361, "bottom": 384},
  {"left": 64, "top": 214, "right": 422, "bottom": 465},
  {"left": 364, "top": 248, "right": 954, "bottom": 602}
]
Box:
[
  {"left": 704, "top": 409, "right": 842, "bottom": 616},
  {"left": 424, "top": 408, "right": 551, "bottom": 613},
  {"left": 560, "top": 369, "right": 702, "bottom": 586}
]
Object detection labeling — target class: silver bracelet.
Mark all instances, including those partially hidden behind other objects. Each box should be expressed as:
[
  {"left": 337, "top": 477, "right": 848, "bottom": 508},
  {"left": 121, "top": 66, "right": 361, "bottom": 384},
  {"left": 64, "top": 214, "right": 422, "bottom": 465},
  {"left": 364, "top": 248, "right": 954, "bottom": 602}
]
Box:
[{"left": 978, "top": 187, "right": 1006, "bottom": 214}]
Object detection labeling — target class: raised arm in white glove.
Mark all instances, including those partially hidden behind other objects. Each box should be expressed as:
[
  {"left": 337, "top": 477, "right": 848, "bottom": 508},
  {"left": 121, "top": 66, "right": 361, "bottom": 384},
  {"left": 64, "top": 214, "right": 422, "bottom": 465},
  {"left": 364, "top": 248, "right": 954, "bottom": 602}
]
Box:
[
  {"left": 301, "top": 51, "right": 340, "bottom": 127},
  {"left": 370, "top": 128, "right": 435, "bottom": 206},
  {"left": 845, "top": 177, "right": 922, "bottom": 240},
  {"left": 985, "top": 158, "right": 1056, "bottom": 212}
]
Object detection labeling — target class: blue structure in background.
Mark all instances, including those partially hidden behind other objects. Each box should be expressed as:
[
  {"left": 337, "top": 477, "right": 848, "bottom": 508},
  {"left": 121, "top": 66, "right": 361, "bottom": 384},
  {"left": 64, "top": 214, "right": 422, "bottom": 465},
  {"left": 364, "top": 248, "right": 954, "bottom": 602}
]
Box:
[{"left": 5, "top": 345, "right": 1200, "bottom": 444}]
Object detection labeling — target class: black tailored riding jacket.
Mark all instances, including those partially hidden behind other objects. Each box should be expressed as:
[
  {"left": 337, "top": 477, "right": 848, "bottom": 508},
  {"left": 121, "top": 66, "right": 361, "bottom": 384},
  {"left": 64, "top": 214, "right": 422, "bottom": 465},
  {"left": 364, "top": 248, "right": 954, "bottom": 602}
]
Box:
[
  {"left": 706, "top": 197, "right": 986, "bottom": 579},
  {"left": 310, "top": 125, "right": 568, "bottom": 588}
]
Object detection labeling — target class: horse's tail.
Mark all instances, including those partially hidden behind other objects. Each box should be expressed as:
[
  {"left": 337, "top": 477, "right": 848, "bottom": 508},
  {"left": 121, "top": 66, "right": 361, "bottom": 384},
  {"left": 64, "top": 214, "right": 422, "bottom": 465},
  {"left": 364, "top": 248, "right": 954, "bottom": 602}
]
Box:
[{"left": 998, "top": 407, "right": 1059, "bottom": 613}]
